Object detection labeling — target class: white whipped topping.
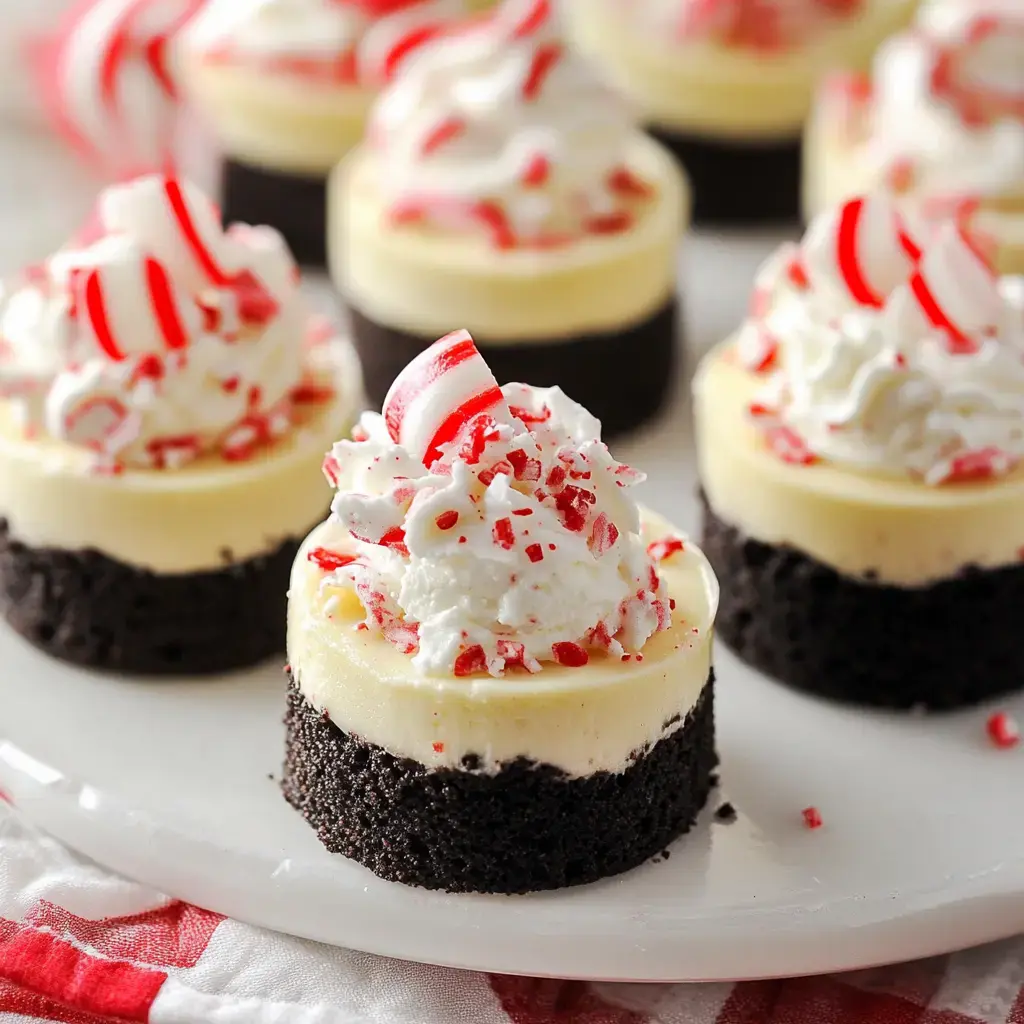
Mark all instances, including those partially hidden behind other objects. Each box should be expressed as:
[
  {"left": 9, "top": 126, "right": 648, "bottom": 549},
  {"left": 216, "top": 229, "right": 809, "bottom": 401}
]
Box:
[
  {"left": 596, "top": 0, "right": 864, "bottom": 50},
  {"left": 188, "top": 0, "right": 471, "bottom": 85},
  {"left": 0, "top": 173, "right": 335, "bottom": 470},
  {"left": 315, "top": 332, "right": 676, "bottom": 678},
  {"left": 369, "top": 0, "right": 650, "bottom": 245},
  {"left": 860, "top": 0, "right": 1024, "bottom": 205},
  {"left": 740, "top": 195, "right": 1024, "bottom": 484}
]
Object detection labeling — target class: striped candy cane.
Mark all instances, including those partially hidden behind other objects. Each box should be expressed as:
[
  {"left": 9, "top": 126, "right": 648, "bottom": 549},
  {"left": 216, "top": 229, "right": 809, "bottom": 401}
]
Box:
[
  {"left": 383, "top": 329, "right": 514, "bottom": 468},
  {"left": 801, "top": 196, "right": 921, "bottom": 309},
  {"left": 358, "top": 0, "right": 467, "bottom": 83}
]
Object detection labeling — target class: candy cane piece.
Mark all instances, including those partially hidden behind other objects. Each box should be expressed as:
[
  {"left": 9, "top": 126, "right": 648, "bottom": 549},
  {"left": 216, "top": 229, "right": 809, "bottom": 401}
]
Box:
[
  {"left": 901, "top": 222, "right": 1002, "bottom": 354},
  {"left": 383, "top": 329, "right": 514, "bottom": 467},
  {"left": 69, "top": 236, "right": 200, "bottom": 360},
  {"left": 100, "top": 174, "right": 237, "bottom": 294},
  {"left": 55, "top": 390, "right": 139, "bottom": 454},
  {"left": 801, "top": 196, "right": 921, "bottom": 309},
  {"left": 358, "top": 0, "right": 465, "bottom": 83}
]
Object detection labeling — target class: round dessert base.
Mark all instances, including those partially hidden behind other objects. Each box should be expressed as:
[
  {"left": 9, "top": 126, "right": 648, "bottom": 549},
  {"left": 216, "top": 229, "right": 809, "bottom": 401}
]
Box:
[
  {"left": 350, "top": 298, "right": 679, "bottom": 440},
  {"left": 222, "top": 159, "right": 327, "bottom": 268},
  {"left": 648, "top": 129, "right": 801, "bottom": 226},
  {"left": 700, "top": 497, "right": 1024, "bottom": 710},
  {"left": 282, "top": 672, "right": 716, "bottom": 894},
  {"left": 0, "top": 521, "right": 311, "bottom": 676}
]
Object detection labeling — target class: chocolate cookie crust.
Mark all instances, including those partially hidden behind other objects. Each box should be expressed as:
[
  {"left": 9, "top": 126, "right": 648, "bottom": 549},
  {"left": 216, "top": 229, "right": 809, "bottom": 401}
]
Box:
[
  {"left": 0, "top": 518, "right": 308, "bottom": 675},
  {"left": 647, "top": 129, "right": 801, "bottom": 226},
  {"left": 350, "top": 298, "right": 679, "bottom": 440},
  {"left": 701, "top": 497, "right": 1024, "bottom": 710},
  {"left": 282, "top": 670, "right": 716, "bottom": 893},
  {"left": 222, "top": 159, "right": 328, "bottom": 268}
]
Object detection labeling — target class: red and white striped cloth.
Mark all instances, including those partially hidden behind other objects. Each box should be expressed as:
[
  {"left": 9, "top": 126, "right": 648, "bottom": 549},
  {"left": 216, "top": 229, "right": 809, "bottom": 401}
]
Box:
[{"left": 2, "top": 800, "right": 1024, "bottom": 1024}]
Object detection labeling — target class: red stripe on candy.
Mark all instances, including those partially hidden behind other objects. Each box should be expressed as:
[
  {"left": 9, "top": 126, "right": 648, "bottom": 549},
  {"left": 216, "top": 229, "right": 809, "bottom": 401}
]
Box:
[
  {"left": 144, "top": 258, "right": 189, "bottom": 350},
  {"left": 383, "top": 24, "right": 443, "bottom": 81},
  {"left": 420, "top": 116, "right": 465, "bottom": 156},
  {"left": 163, "top": 177, "right": 229, "bottom": 286},
  {"left": 908, "top": 271, "right": 977, "bottom": 354},
  {"left": 384, "top": 332, "right": 477, "bottom": 442},
  {"left": 423, "top": 385, "right": 505, "bottom": 468},
  {"left": 521, "top": 43, "right": 562, "bottom": 101},
  {"left": 511, "top": 0, "right": 551, "bottom": 38},
  {"left": 836, "top": 198, "right": 884, "bottom": 308},
  {"left": 0, "top": 918, "right": 166, "bottom": 1022},
  {"left": 82, "top": 271, "right": 125, "bottom": 361}
]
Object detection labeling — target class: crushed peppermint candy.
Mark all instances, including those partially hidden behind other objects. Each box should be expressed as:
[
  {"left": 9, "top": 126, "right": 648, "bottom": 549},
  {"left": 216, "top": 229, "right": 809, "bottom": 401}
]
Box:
[
  {"left": 0, "top": 173, "right": 340, "bottom": 472},
  {"left": 736, "top": 194, "right": 1024, "bottom": 484},
  {"left": 369, "top": 0, "right": 654, "bottom": 248},
  {"left": 310, "top": 330, "right": 680, "bottom": 678},
  {"left": 801, "top": 806, "right": 824, "bottom": 830},
  {"left": 986, "top": 711, "right": 1020, "bottom": 749}
]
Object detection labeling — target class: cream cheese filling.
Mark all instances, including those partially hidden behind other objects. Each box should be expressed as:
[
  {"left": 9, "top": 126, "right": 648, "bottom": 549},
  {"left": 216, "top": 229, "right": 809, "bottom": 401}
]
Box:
[
  {"left": 803, "top": 120, "right": 1024, "bottom": 277},
  {"left": 287, "top": 508, "right": 717, "bottom": 777},
  {"left": 565, "top": 0, "right": 916, "bottom": 139},
  {"left": 695, "top": 343, "right": 1024, "bottom": 585},
  {"left": 329, "top": 135, "right": 686, "bottom": 342},
  {"left": 0, "top": 354, "right": 358, "bottom": 574}
]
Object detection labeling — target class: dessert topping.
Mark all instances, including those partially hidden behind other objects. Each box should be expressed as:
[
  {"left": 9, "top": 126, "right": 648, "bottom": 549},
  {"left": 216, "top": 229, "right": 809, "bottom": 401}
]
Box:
[
  {"left": 740, "top": 195, "right": 1024, "bottom": 484},
  {"left": 0, "top": 174, "right": 336, "bottom": 471},
  {"left": 313, "top": 330, "right": 682, "bottom": 678},
  {"left": 369, "top": 0, "right": 653, "bottom": 247},
  {"left": 986, "top": 711, "right": 1021, "bottom": 749}
]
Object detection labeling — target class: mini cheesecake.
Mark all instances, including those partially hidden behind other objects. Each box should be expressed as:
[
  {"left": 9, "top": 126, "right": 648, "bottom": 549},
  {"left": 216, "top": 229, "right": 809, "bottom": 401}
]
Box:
[
  {"left": 181, "top": 0, "right": 493, "bottom": 267},
  {"left": 805, "top": 0, "right": 1024, "bottom": 275},
  {"left": 284, "top": 330, "right": 718, "bottom": 893},
  {"left": 0, "top": 173, "right": 355, "bottom": 675},
  {"left": 695, "top": 193, "right": 1024, "bottom": 709},
  {"left": 565, "top": 0, "right": 915, "bottom": 225},
  {"left": 331, "top": 0, "right": 687, "bottom": 438}
]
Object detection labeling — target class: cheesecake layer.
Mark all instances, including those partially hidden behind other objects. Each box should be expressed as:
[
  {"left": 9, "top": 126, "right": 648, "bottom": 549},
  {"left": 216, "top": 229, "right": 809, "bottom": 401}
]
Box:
[
  {"left": 694, "top": 343, "right": 1024, "bottom": 585},
  {"left": 0, "top": 358, "right": 356, "bottom": 575},
  {"left": 183, "top": 58, "right": 374, "bottom": 176},
  {"left": 330, "top": 135, "right": 687, "bottom": 342},
  {"left": 565, "top": 0, "right": 916, "bottom": 139},
  {"left": 802, "top": 124, "right": 1024, "bottom": 276},
  {"left": 702, "top": 498, "right": 1024, "bottom": 710},
  {"left": 287, "top": 509, "right": 718, "bottom": 777},
  {"left": 282, "top": 670, "right": 716, "bottom": 892}
]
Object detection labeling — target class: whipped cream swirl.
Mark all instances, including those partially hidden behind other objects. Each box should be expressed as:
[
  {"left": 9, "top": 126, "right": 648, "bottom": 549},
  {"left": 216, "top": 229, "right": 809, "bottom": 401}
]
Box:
[
  {"left": 313, "top": 330, "right": 678, "bottom": 678},
  {"left": 599, "top": 0, "right": 864, "bottom": 51},
  {"left": 739, "top": 194, "right": 1024, "bottom": 484},
  {"left": 369, "top": 0, "right": 653, "bottom": 246},
  {"left": 189, "top": 0, "right": 472, "bottom": 86},
  {"left": 0, "top": 173, "right": 336, "bottom": 471},
  {"left": 854, "top": 0, "right": 1024, "bottom": 208}
]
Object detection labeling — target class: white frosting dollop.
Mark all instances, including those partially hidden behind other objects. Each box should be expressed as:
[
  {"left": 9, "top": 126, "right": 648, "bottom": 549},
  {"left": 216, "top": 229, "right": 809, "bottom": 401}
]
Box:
[
  {"left": 314, "top": 333, "right": 676, "bottom": 678},
  {"left": 593, "top": 0, "right": 864, "bottom": 50},
  {"left": 0, "top": 173, "right": 336, "bottom": 470},
  {"left": 368, "top": 0, "right": 651, "bottom": 245},
  {"left": 740, "top": 194, "right": 1024, "bottom": 484},
  {"left": 188, "top": 0, "right": 473, "bottom": 86},
  {"left": 859, "top": 0, "right": 1024, "bottom": 206}
]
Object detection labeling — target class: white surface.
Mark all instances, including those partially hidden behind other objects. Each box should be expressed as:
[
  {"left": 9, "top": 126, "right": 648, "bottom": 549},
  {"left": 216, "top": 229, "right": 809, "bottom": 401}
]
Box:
[{"left": 1, "top": 131, "right": 1024, "bottom": 984}]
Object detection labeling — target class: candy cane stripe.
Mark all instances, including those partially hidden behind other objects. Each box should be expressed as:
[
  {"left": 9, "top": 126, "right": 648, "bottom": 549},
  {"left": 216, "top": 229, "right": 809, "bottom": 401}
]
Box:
[
  {"left": 163, "top": 178, "right": 229, "bottom": 286},
  {"left": 423, "top": 385, "right": 506, "bottom": 467},
  {"left": 511, "top": 0, "right": 551, "bottom": 38},
  {"left": 144, "top": 257, "right": 190, "bottom": 351},
  {"left": 522, "top": 43, "right": 562, "bottom": 100},
  {"left": 82, "top": 270, "right": 126, "bottom": 361},
  {"left": 908, "top": 270, "right": 975, "bottom": 353},
  {"left": 837, "top": 198, "right": 885, "bottom": 308}
]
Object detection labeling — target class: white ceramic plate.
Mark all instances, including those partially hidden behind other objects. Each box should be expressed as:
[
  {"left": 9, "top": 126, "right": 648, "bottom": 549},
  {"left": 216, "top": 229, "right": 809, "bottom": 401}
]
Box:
[{"left": 0, "top": 131, "right": 1022, "bottom": 981}]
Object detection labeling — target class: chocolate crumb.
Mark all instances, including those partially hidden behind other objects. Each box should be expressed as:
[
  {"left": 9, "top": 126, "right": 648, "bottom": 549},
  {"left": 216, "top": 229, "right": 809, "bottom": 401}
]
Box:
[{"left": 715, "top": 802, "right": 737, "bottom": 823}]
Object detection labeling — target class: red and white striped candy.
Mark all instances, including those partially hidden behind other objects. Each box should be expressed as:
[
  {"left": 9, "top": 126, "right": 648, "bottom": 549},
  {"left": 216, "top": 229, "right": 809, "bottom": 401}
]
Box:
[
  {"left": 801, "top": 195, "right": 921, "bottom": 309},
  {"left": 899, "top": 222, "right": 1002, "bottom": 354},
  {"left": 100, "top": 174, "right": 237, "bottom": 296},
  {"left": 358, "top": 0, "right": 463, "bottom": 84},
  {"left": 58, "top": 392, "right": 138, "bottom": 452},
  {"left": 383, "top": 329, "right": 513, "bottom": 468},
  {"left": 68, "top": 234, "right": 201, "bottom": 361}
]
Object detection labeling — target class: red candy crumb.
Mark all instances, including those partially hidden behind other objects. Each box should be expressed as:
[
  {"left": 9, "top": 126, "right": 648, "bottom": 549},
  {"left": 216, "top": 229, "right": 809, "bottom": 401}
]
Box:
[
  {"left": 525, "top": 543, "right": 544, "bottom": 563},
  {"left": 493, "top": 518, "right": 515, "bottom": 549},
  {"left": 590, "top": 512, "right": 620, "bottom": 555},
  {"left": 307, "top": 548, "right": 357, "bottom": 572},
  {"left": 508, "top": 448, "right": 542, "bottom": 482},
  {"left": 647, "top": 537, "right": 685, "bottom": 562},
  {"left": 802, "top": 807, "right": 823, "bottom": 830},
  {"left": 512, "top": 508, "right": 533, "bottom": 516},
  {"left": 552, "top": 641, "right": 589, "bottom": 667},
  {"left": 432, "top": 741, "right": 445, "bottom": 754},
  {"left": 554, "top": 485, "right": 596, "bottom": 533},
  {"left": 586, "top": 210, "right": 633, "bottom": 235},
  {"left": 766, "top": 425, "right": 818, "bottom": 466},
  {"left": 435, "top": 510, "right": 459, "bottom": 531},
  {"left": 608, "top": 166, "right": 653, "bottom": 198},
  {"left": 379, "top": 526, "right": 410, "bottom": 556},
  {"left": 521, "top": 153, "right": 550, "bottom": 187},
  {"left": 986, "top": 712, "right": 1020, "bottom": 749},
  {"left": 454, "top": 644, "right": 488, "bottom": 677}
]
